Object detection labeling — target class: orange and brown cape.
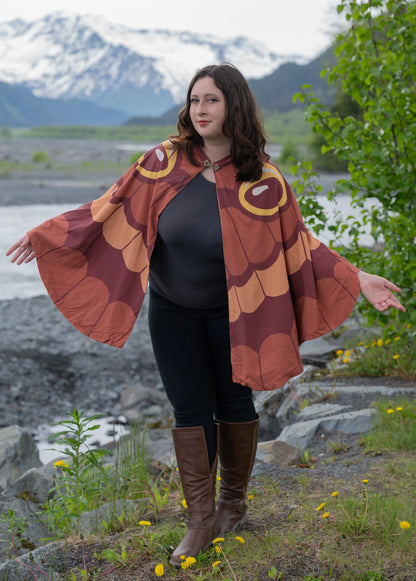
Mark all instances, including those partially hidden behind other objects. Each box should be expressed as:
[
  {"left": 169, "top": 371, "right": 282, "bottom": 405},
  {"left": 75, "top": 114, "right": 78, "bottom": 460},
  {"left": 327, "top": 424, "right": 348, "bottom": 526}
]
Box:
[{"left": 28, "top": 141, "right": 360, "bottom": 391}]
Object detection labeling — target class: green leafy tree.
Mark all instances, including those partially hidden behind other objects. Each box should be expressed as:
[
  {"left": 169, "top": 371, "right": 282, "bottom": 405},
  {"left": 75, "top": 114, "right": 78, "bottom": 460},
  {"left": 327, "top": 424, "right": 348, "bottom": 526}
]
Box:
[{"left": 293, "top": 0, "right": 416, "bottom": 330}]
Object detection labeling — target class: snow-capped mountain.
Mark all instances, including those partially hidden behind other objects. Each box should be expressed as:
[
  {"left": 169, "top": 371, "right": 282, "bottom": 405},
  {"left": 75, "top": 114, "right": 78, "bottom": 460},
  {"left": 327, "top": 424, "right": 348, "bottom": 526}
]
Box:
[{"left": 0, "top": 12, "right": 302, "bottom": 117}]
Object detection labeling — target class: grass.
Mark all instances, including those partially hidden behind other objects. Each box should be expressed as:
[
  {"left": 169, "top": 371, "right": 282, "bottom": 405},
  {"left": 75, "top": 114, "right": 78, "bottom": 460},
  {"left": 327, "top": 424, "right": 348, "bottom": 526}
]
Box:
[
  {"left": 44, "top": 457, "right": 415, "bottom": 580},
  {"left": 0, "top": 157, "right": 135, "bottom": 177},
  {"left": 329, "top": 324, "right": 416, "bottom": 382},
  {"left": 3, "top": 108, "right": 313, "bottom": 147},
  {"left": 3, "top": 396, "right": 416, "bottom": 581}
]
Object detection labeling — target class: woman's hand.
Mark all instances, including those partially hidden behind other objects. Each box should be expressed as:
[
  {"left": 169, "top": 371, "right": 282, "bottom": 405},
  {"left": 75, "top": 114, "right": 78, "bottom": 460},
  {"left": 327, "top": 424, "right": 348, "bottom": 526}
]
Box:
[
  {"left": 357, "top": 271, "right": 405, "bottom": 313},
  {"left": 6, "top": 235, "right": 36, "bottom": 265}
]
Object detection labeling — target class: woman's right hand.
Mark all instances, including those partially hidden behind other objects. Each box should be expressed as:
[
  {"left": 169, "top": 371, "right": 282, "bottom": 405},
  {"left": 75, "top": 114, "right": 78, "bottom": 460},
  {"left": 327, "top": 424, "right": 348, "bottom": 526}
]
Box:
[{"left": 6, "top": 235, "right": 36, "bottom": 264}]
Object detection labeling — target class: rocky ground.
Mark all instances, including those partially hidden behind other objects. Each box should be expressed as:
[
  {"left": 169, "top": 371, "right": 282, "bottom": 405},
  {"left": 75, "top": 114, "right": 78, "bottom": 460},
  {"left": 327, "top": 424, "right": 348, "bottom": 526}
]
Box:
[{"left": 0, "top": 293, "right": 163, "bottom": 432}]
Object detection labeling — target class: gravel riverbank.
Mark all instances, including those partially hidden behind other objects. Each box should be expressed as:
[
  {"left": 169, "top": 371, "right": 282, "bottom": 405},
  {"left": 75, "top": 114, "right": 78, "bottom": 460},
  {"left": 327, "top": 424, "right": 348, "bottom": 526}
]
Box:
[{"left": 0, "top": 294, "right": 161, "bottom": 434}]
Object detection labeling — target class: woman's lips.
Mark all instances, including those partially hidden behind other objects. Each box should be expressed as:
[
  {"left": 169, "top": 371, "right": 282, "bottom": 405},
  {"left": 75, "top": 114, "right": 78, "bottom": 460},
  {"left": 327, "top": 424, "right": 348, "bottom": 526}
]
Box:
[{"left": 198, "top": 120, "right": 209, "bottom": 126}]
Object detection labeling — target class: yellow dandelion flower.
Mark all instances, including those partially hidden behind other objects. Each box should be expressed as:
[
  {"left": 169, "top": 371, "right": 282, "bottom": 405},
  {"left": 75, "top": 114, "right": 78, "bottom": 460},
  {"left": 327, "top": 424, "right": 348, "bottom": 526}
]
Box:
[
  {"left": 362, "top": 479, "right": 369, "bottom": 484},
  {"left": 400, "top": 521, "right": 411, "bottom": 529},
  {"left": 331, "top": 491, "right": 339, "bottom": 497},
  {"left": 393, "top": 354, "right": 400, "bottom": 360},
  {"left": 358, "top": 341, "right": 364, "bottom": 346},
  {"left": 387, "top": 409, "right": 394, "bottom": 414},
  {"left": 248, "top": 494, "right": 254, "bottom": 500},
  {"left": 217, "top": 476, "right": 221, "bottom": 481},
  {"left": 181, "top": 556, "right": 196, "bottom": 570},
  {"left": 376, "top": 339, "right": 383, "bottom": 347},
  {"left": 407, "top": 323, "right": 411, "bottom": 329},
  {"left": 138, "top": 520, "right": 151, "bottom": 526},
  {"left": 385, "top": 339, "right": 391, "bottom": 345},
  {"left": 215, "top": 545, "right": 221, "bottom": 554},
  {"left": 181, "top": 498, "right": 187, "bottom": 508},
  {"left": 235, "top": 536, "right": 245, "bottom": 544},
  {"left": 336, "top": 349, "right": 343, "bottom": 357},
  {"left": 212, "top": 537, "right": 225, "bottom": 544},
  {"left": 180, "top": 555, "right": 185, "bottom": 561},
  {"left": 396, "top": 406, "right": 403, "bottom": 411},
  {"left": 365, "top": 345, "right": 370, "bottom": 349},
  {"left": 344, "top": 350, "right": 351, "bottom": 357},
  {"left": 53, "top": 460, "right": 69, "bottom": 468},
  {"left": 343, "top": 357, "right": 350, "bottom": 364},
  {"left": 394, "top": 336, "right": 400, "bottom": 341},
  {"left": 316, "top": 503, "right": 326, "bottom": 511},
  {"left": 322, "top": 512, "right": 330, "bottom": 518},
  {"left": 155, "top": 563, "right": 164, "bottom": 577},
  {"left": 212, "top": 560, "right": 221, "bottom": 568},
  {"left": 371, "top": 341, "right": 376, "bottom": 347}
]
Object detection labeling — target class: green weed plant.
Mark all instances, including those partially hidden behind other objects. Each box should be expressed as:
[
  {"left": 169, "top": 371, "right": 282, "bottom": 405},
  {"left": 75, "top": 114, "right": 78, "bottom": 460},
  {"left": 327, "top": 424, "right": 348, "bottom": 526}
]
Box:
[{"left": 330, "top": 323, "right": 415, "bottom": 381}]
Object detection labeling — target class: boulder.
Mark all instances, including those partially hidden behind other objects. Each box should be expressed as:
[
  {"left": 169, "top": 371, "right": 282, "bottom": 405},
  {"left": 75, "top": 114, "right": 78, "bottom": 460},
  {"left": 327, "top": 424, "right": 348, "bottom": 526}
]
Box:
[
  {"left": 3, "top": 465, "right": 55, "bottom": 504},
  {"left": 277, "top": 408, "right": 379, "bottom": 451},
  {"left": 0, "top": 426, "right": 41, "bottom": 492},
  {"left": 120, "top": 385, "right": 173, "bottom": 428},
  {"left": 0, "top": 542, "right": 64, "bottom": 580},
  {"left": 255, "top": 440, "right": 299, "bottom": 469}
]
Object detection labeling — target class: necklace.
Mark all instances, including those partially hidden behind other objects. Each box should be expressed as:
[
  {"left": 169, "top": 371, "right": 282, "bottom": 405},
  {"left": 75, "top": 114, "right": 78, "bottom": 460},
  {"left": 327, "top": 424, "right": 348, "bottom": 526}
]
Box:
[{"left": 203, "top": 159, "right": 220, "bottom": 171}]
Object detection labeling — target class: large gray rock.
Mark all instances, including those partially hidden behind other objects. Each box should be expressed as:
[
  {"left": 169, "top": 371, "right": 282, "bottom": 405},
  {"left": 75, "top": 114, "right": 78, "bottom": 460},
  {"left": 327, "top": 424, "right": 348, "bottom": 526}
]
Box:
[
  {"left": 3, "top": 465, "right": 55, "bottom": 504},
  {"left": 277, "top": 418, "right": 323, "bottom": 451},
  {"left": 275, "top": 385, "right": 321, "bottom": 428},
  {"left": 255, "top": 440, "right": 298, "bottom": 468},
  {"left": 0, "top": 495, "right": 51, "bottom": 563},
  {"left": 79, "top": 499, "right": 137, "bottom": 535},
  {"left": 0, "top": 465, "right": 56, "bottom": 564},
  {"left": 277, "top": 408, "right": 378, "bottom": 451},
  {"left": 254, "top": 365, "right": 317, "bottom": 439},
  {"left": 120, "top": 385, "right": 173, "bottom": 428},
  {"left": 0, "top": 542, "right": 64, "bottom": 580},
  {"left": 319, "top": 409, "right": 379, "bottom": 434},
  {"left": 296, "top": 403, "right": 348, "bottom": 420},
  {"left": 0, "top": 426, "right": 41, "bottom": 492}
]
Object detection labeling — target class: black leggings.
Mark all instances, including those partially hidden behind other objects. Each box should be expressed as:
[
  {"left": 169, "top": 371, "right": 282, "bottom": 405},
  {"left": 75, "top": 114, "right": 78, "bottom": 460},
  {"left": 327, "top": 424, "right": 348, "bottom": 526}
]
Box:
[{"left": 148, "top": 288, "right": 257, "bottom": 465}]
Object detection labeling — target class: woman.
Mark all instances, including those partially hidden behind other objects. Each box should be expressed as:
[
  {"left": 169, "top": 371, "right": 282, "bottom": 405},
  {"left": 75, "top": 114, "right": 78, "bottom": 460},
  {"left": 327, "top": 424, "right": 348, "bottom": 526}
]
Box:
[{"left": 7, "top": 63, "right": 404, "bottom": 565}]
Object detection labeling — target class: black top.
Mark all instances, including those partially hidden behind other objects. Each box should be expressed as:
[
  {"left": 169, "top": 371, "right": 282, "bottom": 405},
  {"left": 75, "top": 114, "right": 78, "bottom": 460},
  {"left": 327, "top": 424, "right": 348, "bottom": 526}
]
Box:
[{"left": 149, "top": 173, "right": 228, "bottom": 308}]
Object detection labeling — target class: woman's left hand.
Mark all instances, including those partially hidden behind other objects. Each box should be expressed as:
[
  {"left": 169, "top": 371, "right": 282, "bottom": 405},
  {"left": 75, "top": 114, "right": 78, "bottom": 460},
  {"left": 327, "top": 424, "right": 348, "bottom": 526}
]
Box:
[{"left": 357, "top": 271, "right": 406, "bottom": 313}]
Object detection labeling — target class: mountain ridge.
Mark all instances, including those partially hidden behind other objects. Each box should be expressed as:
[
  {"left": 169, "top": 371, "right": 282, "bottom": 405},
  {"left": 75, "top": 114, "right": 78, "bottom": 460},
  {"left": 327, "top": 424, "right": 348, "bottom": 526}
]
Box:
[
  {"left": 0, "top": 12, "right": 336, "bottom": 127},
  {"left": 0, "top": 12, "right": 298, "bottom": 118}
]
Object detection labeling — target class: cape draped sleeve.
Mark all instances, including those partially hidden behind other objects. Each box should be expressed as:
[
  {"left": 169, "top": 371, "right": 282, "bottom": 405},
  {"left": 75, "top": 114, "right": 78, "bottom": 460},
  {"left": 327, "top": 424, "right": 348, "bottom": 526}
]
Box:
[
  {"left": 215, "top": 160, "right": 360, "bottom": 391},
  {"left": 27, "top": 142, "right": 200, "bottom": 347}
]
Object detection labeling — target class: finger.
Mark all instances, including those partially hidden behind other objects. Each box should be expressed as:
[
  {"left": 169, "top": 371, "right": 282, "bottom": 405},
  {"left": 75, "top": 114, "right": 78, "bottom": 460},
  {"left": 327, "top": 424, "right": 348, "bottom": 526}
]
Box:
[
  {"left": 384, "top": 280, "right": 402, "bottom": 293},
  {"left": 16, "top": 248, "right": 33, "bottom": 265},
  {"left": 376, "top": 298, "right": 406, "bottom": 313},
  {"left": 6, "top": 240, "right": 24, "bottom": 256},
  {"left": 9, "top": 249, "right": 26, "bottom": 264},
  {"left": 24, "top": 252, "right": 36, "bottom": 263}
]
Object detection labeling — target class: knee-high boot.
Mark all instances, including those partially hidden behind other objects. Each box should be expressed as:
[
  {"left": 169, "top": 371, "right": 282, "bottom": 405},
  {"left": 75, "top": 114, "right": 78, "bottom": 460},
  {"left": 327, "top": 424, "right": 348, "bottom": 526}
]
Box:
[
  {"left": 216, "top": 416, "right": 259, "bottom": 535},
  {"left": 170, "top": 425, "right": 219, "bottom": 566}
]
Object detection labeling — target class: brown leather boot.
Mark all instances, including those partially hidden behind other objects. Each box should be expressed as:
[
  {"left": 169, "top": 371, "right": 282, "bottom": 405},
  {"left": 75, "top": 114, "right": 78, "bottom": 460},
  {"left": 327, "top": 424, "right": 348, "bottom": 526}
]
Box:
[
  {"left": 216, "top": 416, "right": 259, "bottom": 535},
  {"left": 170, "top": 425, "right": 219, "bottom": 566}
]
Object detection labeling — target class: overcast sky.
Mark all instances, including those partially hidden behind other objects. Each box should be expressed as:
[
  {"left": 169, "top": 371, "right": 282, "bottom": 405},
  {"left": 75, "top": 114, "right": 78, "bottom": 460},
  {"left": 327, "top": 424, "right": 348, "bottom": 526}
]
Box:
[{"left": 0, "top": 0, "right": 345, "bottom": 59}]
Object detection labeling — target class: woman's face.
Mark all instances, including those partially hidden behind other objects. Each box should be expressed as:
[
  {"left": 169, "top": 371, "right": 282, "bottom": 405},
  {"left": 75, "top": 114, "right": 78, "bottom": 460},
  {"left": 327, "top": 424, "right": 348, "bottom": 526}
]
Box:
[{"left": 189, "top": 76, "right": 229, "bottom": 146}]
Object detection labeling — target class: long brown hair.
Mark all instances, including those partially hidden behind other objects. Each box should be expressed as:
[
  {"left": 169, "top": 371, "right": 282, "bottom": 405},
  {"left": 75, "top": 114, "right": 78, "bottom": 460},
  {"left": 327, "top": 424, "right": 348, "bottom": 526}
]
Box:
[{"left": 170, "top": 63, "right": 269, "bottom": 182}]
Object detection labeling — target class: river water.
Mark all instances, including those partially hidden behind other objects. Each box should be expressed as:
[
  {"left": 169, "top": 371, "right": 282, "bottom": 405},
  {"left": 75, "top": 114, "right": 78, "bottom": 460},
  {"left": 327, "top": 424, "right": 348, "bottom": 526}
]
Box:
[{"left": 0, "top": 195, "right": 376, "bottom": 301}]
